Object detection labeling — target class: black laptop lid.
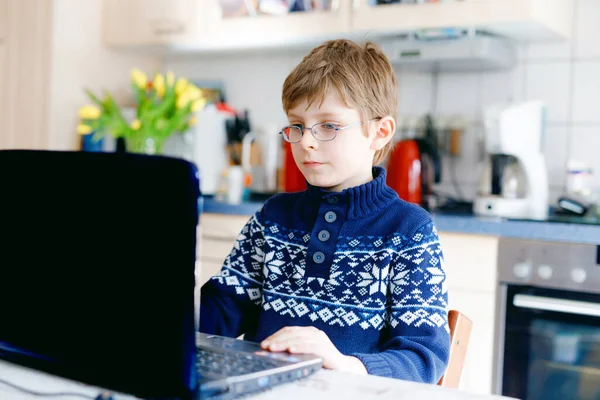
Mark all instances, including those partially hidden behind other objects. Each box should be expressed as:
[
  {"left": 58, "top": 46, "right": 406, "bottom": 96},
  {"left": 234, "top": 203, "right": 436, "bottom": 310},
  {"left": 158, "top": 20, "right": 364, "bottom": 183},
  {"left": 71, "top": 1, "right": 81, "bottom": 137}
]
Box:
[{"left": 0, "top": 150, "right": 200, "bottom": 399}]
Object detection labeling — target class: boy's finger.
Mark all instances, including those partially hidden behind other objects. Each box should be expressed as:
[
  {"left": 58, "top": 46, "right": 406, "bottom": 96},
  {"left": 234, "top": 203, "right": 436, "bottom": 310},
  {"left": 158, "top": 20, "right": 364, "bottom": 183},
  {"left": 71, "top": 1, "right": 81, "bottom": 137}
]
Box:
[
  {"left": 261, "top": 326, "right": 314, "bottom": 347},
  {"left": 263, "top": 331, "right": 312, "bottom": 349},
  {"left": 267, "top": 337, "right": 316, "bottom": 352}
]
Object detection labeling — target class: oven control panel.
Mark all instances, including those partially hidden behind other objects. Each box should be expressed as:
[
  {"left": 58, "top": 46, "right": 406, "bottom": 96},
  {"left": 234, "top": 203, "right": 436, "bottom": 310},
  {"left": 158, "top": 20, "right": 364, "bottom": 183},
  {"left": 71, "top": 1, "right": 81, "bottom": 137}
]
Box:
[{"left": 498, "top": 238, "right": 600, "bottom": 294}]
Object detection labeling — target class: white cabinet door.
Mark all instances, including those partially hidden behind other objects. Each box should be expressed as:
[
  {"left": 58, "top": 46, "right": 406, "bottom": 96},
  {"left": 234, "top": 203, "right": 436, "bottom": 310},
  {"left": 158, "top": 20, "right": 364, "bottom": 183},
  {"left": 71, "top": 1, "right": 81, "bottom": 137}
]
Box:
[
  {"left": 102, "top": 0, "right": 205, "bottom": 46},
  {"left": 204, "top": 0, "right": 352, "bottom": 50},
  {"left": 439, "top": 232, "right": 498, "bottom": 293},
  {"left": 448, "top": 290, "right": 496, "bottom": 395},
  {"left": 351, "top": 0, "right": 574, "bottom": 42},
  {"left": 197, "top": 259, "right": 224, "bottom": 289},
  {"left": 1, "top": 0, "right": 51, "bottom": 150},
  {"left": 0, "top": 43, "right": 5, "bottom": 148},
  {"left": 0, "top": 0, "right": 7, "bottom": 40}
]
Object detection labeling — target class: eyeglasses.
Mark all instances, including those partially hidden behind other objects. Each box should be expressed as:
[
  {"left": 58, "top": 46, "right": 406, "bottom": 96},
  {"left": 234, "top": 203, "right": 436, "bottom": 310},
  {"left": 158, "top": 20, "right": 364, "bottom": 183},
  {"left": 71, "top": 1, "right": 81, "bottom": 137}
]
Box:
[{"left": 279, "top": 119, "right": 380, "bottom": 143}]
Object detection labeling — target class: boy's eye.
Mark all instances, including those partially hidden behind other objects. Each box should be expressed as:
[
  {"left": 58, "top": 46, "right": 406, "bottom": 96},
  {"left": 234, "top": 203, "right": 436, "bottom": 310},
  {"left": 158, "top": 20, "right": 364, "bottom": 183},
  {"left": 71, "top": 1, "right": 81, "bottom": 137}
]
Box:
[
  {"left": 321, "top": 123, "right": 339, "bottom": 130},
  {"left": 291, "top": 123, "right": 304, "bottom": 129}
]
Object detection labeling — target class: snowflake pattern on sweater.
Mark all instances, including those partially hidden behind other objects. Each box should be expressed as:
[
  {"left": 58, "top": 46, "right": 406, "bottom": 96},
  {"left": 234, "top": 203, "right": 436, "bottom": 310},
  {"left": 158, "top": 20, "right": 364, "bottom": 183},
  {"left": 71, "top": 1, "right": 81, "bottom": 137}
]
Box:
[{"left": 213, "top": 217, "right": 448, "bottom": 333}]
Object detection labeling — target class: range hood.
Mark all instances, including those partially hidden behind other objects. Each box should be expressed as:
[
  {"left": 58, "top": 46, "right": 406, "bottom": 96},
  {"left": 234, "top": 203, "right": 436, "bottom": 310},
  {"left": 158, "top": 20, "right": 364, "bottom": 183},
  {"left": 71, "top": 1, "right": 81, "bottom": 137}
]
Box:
[{"left": 380, "top": 35, "right": 517, "bottom": 72}]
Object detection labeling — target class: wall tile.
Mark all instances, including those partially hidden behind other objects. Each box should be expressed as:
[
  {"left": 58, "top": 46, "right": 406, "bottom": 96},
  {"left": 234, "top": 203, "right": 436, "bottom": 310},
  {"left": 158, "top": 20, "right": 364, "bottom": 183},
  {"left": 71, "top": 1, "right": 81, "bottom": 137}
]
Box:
[
  {"left": 167, "top": 52, "right": 296, "bottom": 127},
  {"left": 439, "top": 122, "right": 484, "bottom": 190},
  {"left": 570, "top": 126, "right": 600, "bottom": 189},
  {"left": 480, "top": 64, "right": 525, "bottom": 108},
  {"left": 527, "top": 41, "right": 572, "bottom": 61},
  {"left": 435, "top": 72, "right": 481, "bottom": 122},
  {"left": 397, "top": 70, "right": 434, "bottom": 118},
  {"left": 542, "top": 126, "right": 570, "bottom": 187},
  {"left": 572, "top": 61, "right": 600, "bottom": 124},
  {"left": 524, "top": 62, "right": 571, "bottom": 123},
  {"left": 574, "top": 0, "right": 600, "bottom": 59}
]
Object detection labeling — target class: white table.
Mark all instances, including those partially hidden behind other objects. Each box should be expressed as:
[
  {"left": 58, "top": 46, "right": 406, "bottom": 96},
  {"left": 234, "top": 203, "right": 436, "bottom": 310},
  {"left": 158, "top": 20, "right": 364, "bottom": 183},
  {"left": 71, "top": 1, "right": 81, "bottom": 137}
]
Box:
[{"left": 0, "top": 360, "right": 518, "bottom": 400}]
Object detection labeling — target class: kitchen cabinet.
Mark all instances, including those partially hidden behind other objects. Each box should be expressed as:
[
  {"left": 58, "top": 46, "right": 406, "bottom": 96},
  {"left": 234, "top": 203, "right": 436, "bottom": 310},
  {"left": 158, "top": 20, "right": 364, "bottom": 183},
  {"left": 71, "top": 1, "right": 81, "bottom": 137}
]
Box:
[
  {"left": 103, "top": 0, "right": 573, "bottom": 52},
  {"left": 196, "top": 213, "right": 249, "bottom": 287},
  {"left": 0, "top": 0, "right": 52, "bottom": 150},
  {"left": 203, "top": 0, "right": 352, "bottom": 50},
  {"left": 0, "top": 0, "right": 7, "bottom": 148},
  {"left": 102, "top": 0, "right": 206, "bottom": 47},
  {"left": 197, "top": 213, "right": 500, "bottom": 395},
  {"left": 352, "top": 0, "right": 574, "bottom": 41},
  {"left": 439, "top": 232, "right": 499, "bottom": 395},
  {"left": 0, "top": 43, "right": 6, "bottom": 147},
  {"left": 447, "top": 291, "right": 496, "bottom": 395},
  {"left": 0, "top": 0, "right": 7, "bottom": 40}
]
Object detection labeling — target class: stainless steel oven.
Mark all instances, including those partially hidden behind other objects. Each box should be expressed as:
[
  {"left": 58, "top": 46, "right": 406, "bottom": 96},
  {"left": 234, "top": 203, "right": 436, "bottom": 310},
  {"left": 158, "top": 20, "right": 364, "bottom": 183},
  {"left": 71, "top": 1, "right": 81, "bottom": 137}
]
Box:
[{"left": 494, "top": 238, "right": 600, "bottom": 400}]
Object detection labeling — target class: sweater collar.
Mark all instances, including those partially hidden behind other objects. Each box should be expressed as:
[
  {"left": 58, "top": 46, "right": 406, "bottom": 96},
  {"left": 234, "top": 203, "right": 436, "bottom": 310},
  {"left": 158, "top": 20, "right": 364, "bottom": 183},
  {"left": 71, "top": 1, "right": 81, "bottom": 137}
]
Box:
[{"left": 306, "top": 166, "right": 398, "bottom": 219}]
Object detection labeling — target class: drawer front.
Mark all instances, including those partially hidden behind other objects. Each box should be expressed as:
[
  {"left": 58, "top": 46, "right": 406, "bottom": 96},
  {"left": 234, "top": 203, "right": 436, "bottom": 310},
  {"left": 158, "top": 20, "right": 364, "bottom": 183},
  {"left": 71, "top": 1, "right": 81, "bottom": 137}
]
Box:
[
  {"left": 439, "top": 232, "right": 499, "bottom": 293},
  {"left": 200, "top": 213, "right": 249, "bottom": 240},
  {"left": 200, "top": 237, "right": 236, "bottom": 263}
]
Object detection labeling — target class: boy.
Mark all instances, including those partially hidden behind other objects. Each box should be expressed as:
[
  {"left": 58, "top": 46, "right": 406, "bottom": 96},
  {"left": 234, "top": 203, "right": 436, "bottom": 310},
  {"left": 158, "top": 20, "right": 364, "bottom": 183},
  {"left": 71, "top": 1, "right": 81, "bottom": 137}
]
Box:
[{"left": 200, "top": 39, "right": 450, "bottom": 383}]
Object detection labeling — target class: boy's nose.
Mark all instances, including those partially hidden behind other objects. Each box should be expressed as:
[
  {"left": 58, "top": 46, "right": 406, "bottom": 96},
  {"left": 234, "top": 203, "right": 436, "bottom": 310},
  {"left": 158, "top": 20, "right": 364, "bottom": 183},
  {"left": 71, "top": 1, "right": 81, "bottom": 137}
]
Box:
[{"left": 299, "top": 129, "right": 318, "bottom": 150}]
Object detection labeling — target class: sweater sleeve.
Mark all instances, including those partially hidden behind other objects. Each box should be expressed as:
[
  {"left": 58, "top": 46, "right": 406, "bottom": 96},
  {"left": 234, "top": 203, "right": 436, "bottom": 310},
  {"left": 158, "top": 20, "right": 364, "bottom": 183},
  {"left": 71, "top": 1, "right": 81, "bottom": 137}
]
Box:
[
  {"left": 352, "top": 220, "right": 450, "bottom": 383},
  {"left": 199, "top": 210, "right": 266, "bottom": 338}
]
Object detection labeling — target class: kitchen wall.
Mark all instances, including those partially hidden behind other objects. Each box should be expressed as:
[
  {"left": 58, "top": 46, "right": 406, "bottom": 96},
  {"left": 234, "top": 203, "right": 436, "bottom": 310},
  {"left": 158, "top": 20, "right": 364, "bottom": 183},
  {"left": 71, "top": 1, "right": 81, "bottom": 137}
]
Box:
[
  {"left": 47, "top": 0, "right": 162, "bottom": 150},
  {"left": 431, "top": 0, "right": 600, "bottom": 203},
  {"left": 166, "top": 0, "right": 600, "bottom": 204}
]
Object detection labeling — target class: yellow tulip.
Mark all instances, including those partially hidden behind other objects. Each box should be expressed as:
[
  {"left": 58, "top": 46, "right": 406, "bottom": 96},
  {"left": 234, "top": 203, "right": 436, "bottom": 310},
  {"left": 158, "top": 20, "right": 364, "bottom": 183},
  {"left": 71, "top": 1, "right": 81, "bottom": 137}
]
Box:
[
  {"left": 130, "top": 119, "right": 141, "bottom": 130},
  {"left": 191, "top": 98, "right": 206, "bottom": 113},
  {"left": 130, "top": 68, "right": 148, "bottom": 90},
  {"left": 78, "top": 105, "right": 101, "bottom": 120},
  {"left": 175, "top": 78, "right": 188, "bottom": 95},
  {"left": 153, "top": 73, "right": 165, "bottom": 97},
  {"left": 166, "top": 71, "right": 175, "bottom": 87},
  {"left": 176, "top": 92, "right": 191, "bottom": 109},
  {"left": 188, "top": 117, "right": 197, "bottom": 127},
  {"left": 77, "top": 124, "right": 92, "bottom": 135},
  {"left": 185, "top": 86, "right": 202, "bottom": 101}
]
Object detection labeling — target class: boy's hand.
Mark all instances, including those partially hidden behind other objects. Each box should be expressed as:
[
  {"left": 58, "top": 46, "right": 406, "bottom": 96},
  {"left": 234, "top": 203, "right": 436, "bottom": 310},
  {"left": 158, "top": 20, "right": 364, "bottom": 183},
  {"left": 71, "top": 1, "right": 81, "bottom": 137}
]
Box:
[{"left": 260, "top": 326, "right": 368, "bottom": 375}]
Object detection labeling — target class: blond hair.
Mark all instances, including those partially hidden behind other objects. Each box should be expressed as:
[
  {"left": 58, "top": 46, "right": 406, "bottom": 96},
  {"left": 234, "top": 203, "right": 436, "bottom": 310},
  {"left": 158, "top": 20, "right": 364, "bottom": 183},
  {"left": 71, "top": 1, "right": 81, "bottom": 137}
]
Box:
[{"left": 282, "top": 39, "right": 398, "bottom": 165}]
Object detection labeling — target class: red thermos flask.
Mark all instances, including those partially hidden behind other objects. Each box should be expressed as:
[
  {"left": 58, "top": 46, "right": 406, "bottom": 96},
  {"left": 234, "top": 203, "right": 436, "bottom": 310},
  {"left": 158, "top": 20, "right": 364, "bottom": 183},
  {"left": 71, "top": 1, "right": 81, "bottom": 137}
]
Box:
[{"left": 282, "top": 141, "right": 306, "bottom": 192}]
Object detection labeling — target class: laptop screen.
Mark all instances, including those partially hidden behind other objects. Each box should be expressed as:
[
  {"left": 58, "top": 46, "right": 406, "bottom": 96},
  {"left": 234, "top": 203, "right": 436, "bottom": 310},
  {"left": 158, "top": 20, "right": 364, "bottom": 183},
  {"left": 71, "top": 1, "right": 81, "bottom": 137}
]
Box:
[{"left": 0, "top": 151, "right": 200, "bottom": 399}]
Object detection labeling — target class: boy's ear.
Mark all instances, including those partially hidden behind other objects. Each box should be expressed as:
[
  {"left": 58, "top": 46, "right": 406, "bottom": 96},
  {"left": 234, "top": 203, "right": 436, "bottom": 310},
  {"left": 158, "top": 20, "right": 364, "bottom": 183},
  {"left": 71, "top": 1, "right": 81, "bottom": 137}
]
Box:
[{"left": 370, "top": 116, "right": 396, "bottom": 151}]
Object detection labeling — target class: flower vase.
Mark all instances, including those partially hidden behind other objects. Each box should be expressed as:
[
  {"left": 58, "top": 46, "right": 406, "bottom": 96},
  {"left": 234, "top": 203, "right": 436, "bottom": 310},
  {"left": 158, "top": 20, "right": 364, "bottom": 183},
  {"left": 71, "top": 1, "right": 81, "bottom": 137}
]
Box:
[{"left": 126, "top": 135, "right": 165, "bottom": 155}]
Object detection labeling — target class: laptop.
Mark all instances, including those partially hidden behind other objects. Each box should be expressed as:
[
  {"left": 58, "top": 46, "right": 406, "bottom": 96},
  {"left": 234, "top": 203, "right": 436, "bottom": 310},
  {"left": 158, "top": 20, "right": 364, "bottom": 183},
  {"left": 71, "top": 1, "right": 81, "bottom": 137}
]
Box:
[{"left": 0, "top": 150, "right": 322, "bottom": 399}]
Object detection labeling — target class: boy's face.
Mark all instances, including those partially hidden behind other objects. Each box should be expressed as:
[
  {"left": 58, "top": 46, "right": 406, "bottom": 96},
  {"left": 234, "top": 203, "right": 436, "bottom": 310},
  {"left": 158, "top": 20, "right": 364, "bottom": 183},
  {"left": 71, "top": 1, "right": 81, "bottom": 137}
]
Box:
[{"left": 287, "top": 91, "right": 377, "bottom": 192}]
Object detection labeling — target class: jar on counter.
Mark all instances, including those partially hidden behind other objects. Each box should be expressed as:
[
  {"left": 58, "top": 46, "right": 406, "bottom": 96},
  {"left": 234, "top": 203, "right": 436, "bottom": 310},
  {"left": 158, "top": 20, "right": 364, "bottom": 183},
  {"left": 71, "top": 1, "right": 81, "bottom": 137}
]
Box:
[{"left": 566, "top": 160, "right": 593, "bottom": 196}]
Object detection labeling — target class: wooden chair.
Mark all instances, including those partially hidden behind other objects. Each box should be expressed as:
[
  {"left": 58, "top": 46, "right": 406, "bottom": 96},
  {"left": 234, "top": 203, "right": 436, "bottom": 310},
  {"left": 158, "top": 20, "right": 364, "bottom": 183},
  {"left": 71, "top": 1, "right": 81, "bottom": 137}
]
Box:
[{"left": 437, "top": 310, "right": 473, "bottom": 389}]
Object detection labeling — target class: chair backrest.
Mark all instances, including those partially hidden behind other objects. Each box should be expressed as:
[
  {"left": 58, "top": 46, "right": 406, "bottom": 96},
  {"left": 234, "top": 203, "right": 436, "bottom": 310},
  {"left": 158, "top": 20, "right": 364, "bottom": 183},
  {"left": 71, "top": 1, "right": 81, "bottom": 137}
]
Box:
[{"left": 437, "top": 310, "right": 473, "bottom": 388}]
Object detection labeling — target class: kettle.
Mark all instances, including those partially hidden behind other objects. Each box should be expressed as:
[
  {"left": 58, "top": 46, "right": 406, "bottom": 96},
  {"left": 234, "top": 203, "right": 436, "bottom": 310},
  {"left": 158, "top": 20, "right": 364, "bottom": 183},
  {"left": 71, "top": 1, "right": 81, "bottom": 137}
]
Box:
[
  {"left": 241, "top": 123, "right": 281, "bottom": 195},
  {"left": 386, "top": 138, "right": 441, "bottom": 209}
]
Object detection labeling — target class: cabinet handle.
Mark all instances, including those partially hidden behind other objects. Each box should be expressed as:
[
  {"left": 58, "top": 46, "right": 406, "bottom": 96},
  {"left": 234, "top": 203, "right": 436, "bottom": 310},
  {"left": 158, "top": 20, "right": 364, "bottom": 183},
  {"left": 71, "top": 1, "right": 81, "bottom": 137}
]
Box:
[{"left": 149, "top": 19, "right": 186, "bottom": 36}]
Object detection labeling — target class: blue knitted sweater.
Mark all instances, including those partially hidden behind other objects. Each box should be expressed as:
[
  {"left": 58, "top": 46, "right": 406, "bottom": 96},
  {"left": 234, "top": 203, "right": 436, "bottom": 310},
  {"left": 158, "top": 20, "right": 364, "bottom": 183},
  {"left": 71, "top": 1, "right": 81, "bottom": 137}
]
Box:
[{"left": 199, "top": 167, "right": 450, "bottom": 383}]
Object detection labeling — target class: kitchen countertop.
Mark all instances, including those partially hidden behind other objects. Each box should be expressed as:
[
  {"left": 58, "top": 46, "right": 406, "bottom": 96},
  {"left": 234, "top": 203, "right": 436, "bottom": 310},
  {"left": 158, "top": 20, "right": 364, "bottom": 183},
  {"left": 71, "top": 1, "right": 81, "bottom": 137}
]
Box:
[{"left": 201, "top": 197, "right": 600, "bottom": 245}]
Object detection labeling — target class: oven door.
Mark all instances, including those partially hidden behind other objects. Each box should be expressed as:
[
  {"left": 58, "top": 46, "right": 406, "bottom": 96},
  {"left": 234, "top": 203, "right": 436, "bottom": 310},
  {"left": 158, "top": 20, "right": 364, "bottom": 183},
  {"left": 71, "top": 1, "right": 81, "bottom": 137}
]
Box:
[{"left": 498, "top": 285, "right": 600, "bottom": 400}]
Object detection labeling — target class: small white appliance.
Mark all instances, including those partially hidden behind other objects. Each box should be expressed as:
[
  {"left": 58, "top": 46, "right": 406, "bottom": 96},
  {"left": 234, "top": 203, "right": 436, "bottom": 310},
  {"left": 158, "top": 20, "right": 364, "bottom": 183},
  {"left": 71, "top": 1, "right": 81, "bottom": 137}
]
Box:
[
  {"left": 473, "top": 101, "right": 549, "bottom": 220},
  {"left": 190, "top": 104, "right": 230, "bottom": 195}
]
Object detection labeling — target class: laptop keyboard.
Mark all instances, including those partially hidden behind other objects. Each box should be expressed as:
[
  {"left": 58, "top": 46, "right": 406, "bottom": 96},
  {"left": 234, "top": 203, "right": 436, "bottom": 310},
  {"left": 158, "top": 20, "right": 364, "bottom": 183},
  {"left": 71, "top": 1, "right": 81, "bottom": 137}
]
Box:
[{"left": 197, "top": 349, "right": 282, "bottom": 376}]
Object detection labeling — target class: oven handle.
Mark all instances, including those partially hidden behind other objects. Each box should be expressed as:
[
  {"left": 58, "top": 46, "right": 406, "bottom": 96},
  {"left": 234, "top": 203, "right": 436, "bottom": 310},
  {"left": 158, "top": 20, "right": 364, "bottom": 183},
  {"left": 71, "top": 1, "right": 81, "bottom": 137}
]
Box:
[{"left": 514, "top": 294, "right": 600, "bottom": 317}]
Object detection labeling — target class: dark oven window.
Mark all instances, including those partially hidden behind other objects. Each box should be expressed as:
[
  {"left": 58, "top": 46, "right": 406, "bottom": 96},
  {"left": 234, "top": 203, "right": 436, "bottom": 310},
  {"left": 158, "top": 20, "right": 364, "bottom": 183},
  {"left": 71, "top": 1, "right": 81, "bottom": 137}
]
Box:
[{"left": 503, "top": 285, "right": 600, "bottom": 400}]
